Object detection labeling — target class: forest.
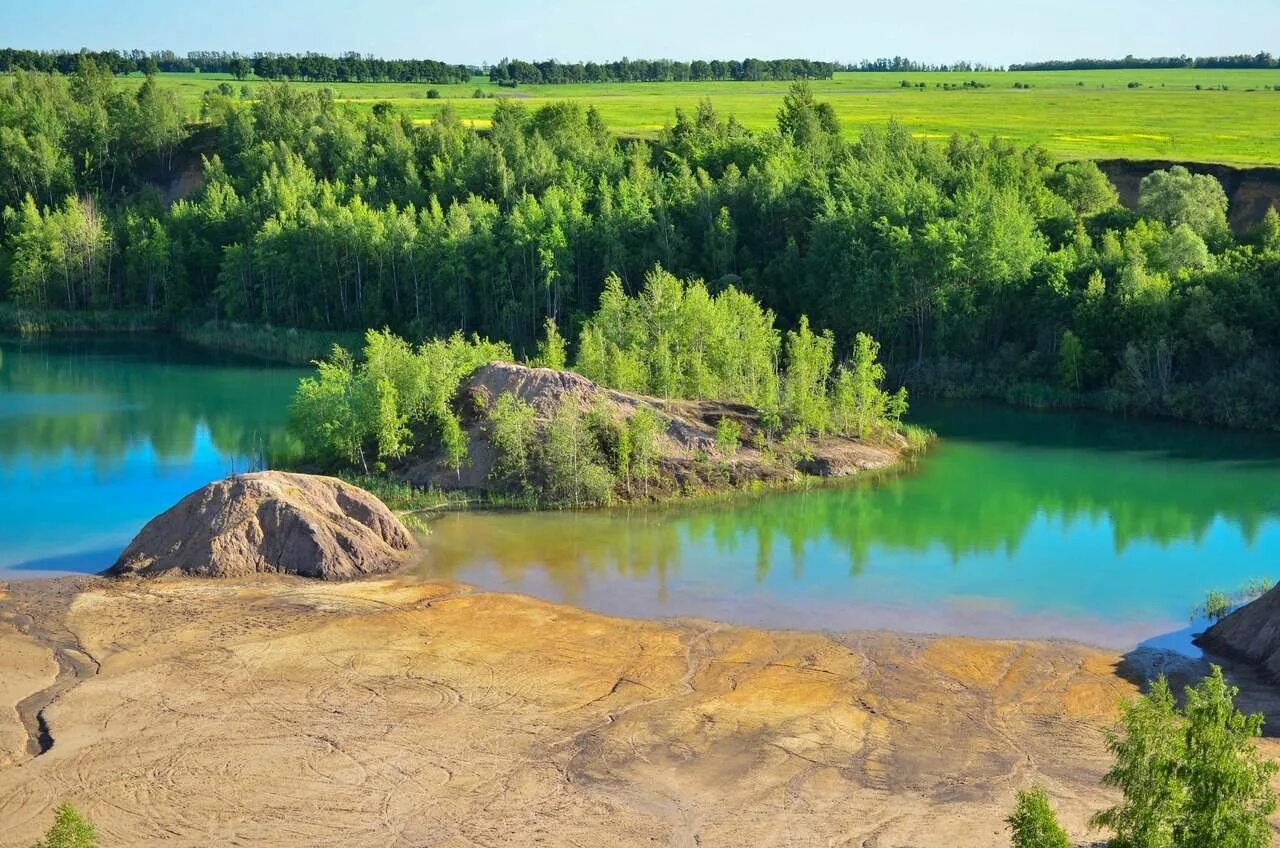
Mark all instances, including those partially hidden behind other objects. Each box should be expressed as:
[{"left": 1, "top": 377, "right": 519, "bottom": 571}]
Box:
[
  {"left": 2, "top": 59, "right": 1280, "bottom": 429},
  {"left": 0, "top": 49, "right": 474, "bottom": 83},
  {"left": 1009, "top": 52, "right": 1280, "bottom": 71},
  {"left": 487, "top": 57, "right": 836, "bottom": 84}
]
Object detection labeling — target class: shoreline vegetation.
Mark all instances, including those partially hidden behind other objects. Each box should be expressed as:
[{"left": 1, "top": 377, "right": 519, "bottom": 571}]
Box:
[{"left": 284, "top": 268, "right": 929, "bottom": 510}]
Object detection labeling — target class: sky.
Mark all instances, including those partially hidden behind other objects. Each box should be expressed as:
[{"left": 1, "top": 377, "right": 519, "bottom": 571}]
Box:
[{"left": 1, "top": 0, "right": 1277, "bottom": 67}]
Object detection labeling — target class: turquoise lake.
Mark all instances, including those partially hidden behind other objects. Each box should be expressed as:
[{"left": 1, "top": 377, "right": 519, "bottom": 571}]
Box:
[
  {"left": 5, "top": 334, "right": 1280, "bottom": 651},
  {"left": 0, "top": 335, "right": 304, "bottom": 576}
]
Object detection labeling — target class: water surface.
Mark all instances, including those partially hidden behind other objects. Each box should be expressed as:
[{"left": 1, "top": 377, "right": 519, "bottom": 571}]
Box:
[
  {"left": 419, "top": 403, "right": 1280, "bottom": 649},
  {"left": 5, "top": 337, "right": 1280, "bottom": 652},
  {"left": 0, "top": 335, "right": 304, "bottom": 575}
]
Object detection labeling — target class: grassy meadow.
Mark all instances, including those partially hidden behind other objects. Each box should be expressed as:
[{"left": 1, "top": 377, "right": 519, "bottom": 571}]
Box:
[{"left": 128, "top": 67, "right": 1280, "bottom": 165}]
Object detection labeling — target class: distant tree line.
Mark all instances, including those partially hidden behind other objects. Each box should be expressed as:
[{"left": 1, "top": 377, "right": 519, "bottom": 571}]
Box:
[
  {"left": 487, "top": 57, "right": 836, "bottom": 85},
  {"left": 4, "top": 61, "right": 1280, "bottom": 431},
  {"left": 0, "top": 48, "right": 474, "bottom": 83},
  {"left": 838, "top": 57, "right": 1001, "bottom": 72},
  {"left": 1010, "top": 52, "right": 1279, "bottom": 71}
]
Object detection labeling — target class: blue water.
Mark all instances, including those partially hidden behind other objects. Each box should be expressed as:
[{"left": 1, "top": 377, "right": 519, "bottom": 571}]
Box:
[
  {"left": 6, "top": 335, "right": 1280, "bottom": 651},
  {"left": 0, "top": 335, "right": 304, "bottom": 576},
  {"left": 420, "top": 403, "right": 1280, "bottom": 650}
]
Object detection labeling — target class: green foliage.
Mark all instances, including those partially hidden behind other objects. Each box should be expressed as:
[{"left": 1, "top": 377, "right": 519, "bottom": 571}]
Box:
[
  {"left": 486, "top": 390, "right": 622, "bottom": 507},
  {"left": 625, "top": 405, "right": 664, "bottom": 497},
  {"left": 1091, "top": 667, "right": 1278, "bottom": 848},
  {"left": 290, "top": 328, "right": 511, "bottom": 471},
  {"left": 715, "top": 416, "right": 742, "bottom": 456},
  {"left": 1046, "top": 160, "right": 1119, "bottom": 217},
  {"left": 1007, "top": 786, "right": 1072, "bottom": 848},
  {"left": 488, "top": 392, "right": 538, "bottom": 486},
  {"left": 7, "top": 64, "right": 1280, "bottom": 433},
  {"left": 901, "top": 424, "right": 936, "bottom": 454},
  {"left": 1059, "top": 330, "right": 1084, "bottom": 391},
  {"left": 31, "top": 803, "right": 98, "bottom": 848},
  {"left": 1193, "top": 591, "right": 1233, "bottom": 624},
  {"left": 575, "top": 268, "right": 780, "bottom": 407},
  {"left": 781, "top": 316, "right": 835, "bottom": 437},
  {"left": 543, "top": 396, "right": 616, "bottom": 507},
  {"left": 1189, "top": 577, "right": 1274, "bottom": 623},
  {"left": 334, "top": 473, "right": 448, "bottom": 512},
  {"left": 577, "top": 269, "right": 903, "bottom": 442},
  {"left": 1138, "top": 166, "right": 1230, "bottom": 241},
  {"left": 831, "top": 332, "right": 908, "bottom": 440},
  {"left": 532, "top": 316, "right": 567, "bottom": 370}
]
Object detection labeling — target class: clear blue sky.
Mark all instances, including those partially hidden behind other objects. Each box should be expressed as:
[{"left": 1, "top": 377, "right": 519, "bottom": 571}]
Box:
[{"left": 2, "top": 0, "right": 1277, "bottom": 67}]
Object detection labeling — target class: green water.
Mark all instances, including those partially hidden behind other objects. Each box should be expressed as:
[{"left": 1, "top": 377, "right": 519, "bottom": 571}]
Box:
[
  {"left": 5, "top": 337, "right": 1280, "bottom": 651},
  {"left": 0, "top": 335, "right": 304, "bottom": 575},
  {"left": 419, "top": 403, "right": 1280, "bottom": 650}
]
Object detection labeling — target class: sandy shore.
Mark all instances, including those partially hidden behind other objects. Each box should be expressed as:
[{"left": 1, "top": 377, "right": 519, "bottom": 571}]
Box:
[{"left": 0, "top": 575, "right": 1274, "bottom": 847}]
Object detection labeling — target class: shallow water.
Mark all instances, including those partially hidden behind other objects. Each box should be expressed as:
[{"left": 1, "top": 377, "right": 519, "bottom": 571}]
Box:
[
  {"left": 0, "top": 335, "right": 304, "bottom": 576},
  {"left": 5, "top": 336, "right": 1280, "bottom": 651},
  {"left": 417, "top": 403, "right": 1280, "bottom": 650}
]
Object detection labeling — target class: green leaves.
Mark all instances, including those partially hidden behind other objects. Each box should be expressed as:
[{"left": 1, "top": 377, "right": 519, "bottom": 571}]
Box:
[
  {"left": 289, "top": 329, "right": 511, "bottom": 473},
  {"left": 1007, "top": 786, "right": 1072, "bottom": 848},
  {"left": 31, "top": 803, "right": 98, "bottom": 848},
  {"left": 1090, "top": 666, "right": 1277, "bottom": 848}
]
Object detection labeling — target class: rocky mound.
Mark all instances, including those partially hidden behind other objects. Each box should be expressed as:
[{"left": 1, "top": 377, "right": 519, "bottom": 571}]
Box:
[
  {"left": 405, "top": 361, "right": 902, "bottom": 495},
  {"left": 468, "top": 361, "right": 604, "bottom": 415},
  {"left": 467, "top": 361, "right": 718, "bottom": 450},
  {"left": 107, "top": 471, "right": 414, "bottom": 580},
  {"left": 1197, "top": 584, "right": 1280, "bottom": 676}
]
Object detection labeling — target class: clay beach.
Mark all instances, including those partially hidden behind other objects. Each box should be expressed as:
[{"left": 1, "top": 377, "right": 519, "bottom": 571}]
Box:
[{"left": 0, "top": 573, "right": 1200, "bottom": 848}]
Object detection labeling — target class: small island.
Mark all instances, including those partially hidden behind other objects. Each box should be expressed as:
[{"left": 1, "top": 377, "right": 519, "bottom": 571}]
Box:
[{"left": 285, "top": 266, "right": 928, "bottom": 510}]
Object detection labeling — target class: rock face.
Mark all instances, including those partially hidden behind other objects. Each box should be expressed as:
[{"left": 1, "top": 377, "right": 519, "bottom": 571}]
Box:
[
  {"left": 1197, "top": 584, "right": 1280, "bottom": 676},
  {"left": 107, "top": 471, "right": 414, "bottom": 580}
]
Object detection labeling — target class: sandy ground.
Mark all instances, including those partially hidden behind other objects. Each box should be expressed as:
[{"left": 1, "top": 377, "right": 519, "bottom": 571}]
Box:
[{"left": 0, "top": 576, "right": 1275, "bottom": 848}]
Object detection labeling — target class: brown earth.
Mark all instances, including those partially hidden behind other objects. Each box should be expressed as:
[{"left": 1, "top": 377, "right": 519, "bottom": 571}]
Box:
[
  {"left": 5, "top": 575, "right": 1277, "bottom": 848},
  {"left": 1098, "top": 159, "right": 1280, "bottom": 233},
  {"left": 107, "top": 471, "right": 415, "bottom": 580},
  {"left": 1197, "top": 583, "right": 1280, "bottom": 677}
]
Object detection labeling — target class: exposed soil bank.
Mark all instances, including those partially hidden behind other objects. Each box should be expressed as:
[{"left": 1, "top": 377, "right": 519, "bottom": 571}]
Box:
[
  {"left": 1098, "top": 159, "right": 1280, "bottom": 232},
  {"left": 2, "top": 575, "right": 1275, "bottom": 847}
]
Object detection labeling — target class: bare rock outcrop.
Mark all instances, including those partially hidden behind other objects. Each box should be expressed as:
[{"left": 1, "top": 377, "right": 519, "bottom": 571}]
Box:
[
  {"left": 1197, "top": 583, "right": 1280, "bottom": 677},
  {"left": 107, "top": 471, "right": 414, "bottom": 580}
]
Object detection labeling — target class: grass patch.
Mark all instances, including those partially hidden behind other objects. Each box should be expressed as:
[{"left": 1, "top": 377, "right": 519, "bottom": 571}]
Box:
[
  {"left": 129, "top": 68, "right": 1280, "bottom": 166},
  {"left": 1190, "top": 577, "right": 1275, "bottom": 623},
  {"left": 0, "top": 304, "right": 159, "bottom": 335},
  {"left": 332, "top": 472, "right": 453, "bottom": 513},
  {"left": 179, "top": 321, "right": 363, "bottom": 365},
  {"left": 901, "top": 424, "right": 938, "bottom": 455}
]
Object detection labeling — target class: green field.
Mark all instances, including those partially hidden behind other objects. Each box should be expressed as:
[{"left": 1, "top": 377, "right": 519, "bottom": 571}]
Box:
[{"left": 130, "top": 68, "right": 1280, "bottom": 165}]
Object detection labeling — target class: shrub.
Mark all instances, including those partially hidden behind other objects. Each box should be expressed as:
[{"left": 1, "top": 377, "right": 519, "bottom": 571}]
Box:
[
  {"left": 715, "top": 417, "right": 742, "bottom": 455},
  {"left": 531, "top": 316, "right": 567, "bottom": 370},
  {"left": 543, "top": 397, "right": 615, "bottom": 507},
  {"left": 1006, "top": 786, "right": 1071, "bottom": 848},
  {"left": 31, "top": 803, "right": 97, "bottom": 848},
  {"left": 625, "top": 406, "right": 664, "bottom": 496},
  {"left": 488, "top": 392, "right": 538, "bottom": 487},
  {"left": 290, "top": 329, "right": 511, "bottom": 472},
  {"left": 1091, "top": 667, "right": 1277, "bottom": 848},
  {"left": 426, "top": 88, "right": 441, "bottom": 99}
]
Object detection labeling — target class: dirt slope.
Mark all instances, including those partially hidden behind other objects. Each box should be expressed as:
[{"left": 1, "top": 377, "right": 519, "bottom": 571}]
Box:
[
  {"left": 1197, "top": 583, "right": 1280, "bottom": 677},
  {"left": 107, "top": 471, "right": 414, "bottom": 580}
]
